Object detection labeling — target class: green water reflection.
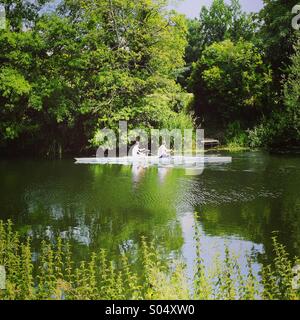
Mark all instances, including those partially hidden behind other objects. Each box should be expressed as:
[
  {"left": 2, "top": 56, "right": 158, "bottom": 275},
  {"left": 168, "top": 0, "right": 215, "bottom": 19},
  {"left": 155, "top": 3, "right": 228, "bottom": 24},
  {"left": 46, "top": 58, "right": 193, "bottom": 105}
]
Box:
[{"left": 0, "top": 151, "right": 299, "bottom": 271}]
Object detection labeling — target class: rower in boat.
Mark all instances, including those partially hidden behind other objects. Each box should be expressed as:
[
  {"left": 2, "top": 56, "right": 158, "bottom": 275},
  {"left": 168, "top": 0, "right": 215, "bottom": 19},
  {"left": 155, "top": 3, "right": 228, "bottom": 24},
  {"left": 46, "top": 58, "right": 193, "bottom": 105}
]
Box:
[
  {"left": 158, "top": 141, "right": 172, "bottom": 158},
  {"left": 132, "top": 140, "right": 147, "bottom": 157}
]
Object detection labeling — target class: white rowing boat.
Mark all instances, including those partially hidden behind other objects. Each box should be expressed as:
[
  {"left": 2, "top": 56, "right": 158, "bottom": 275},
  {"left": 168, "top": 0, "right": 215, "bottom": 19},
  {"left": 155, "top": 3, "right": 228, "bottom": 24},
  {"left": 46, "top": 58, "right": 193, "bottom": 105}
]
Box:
[{"left": 74, "top": 156, "right": 232, "bottom": 167}]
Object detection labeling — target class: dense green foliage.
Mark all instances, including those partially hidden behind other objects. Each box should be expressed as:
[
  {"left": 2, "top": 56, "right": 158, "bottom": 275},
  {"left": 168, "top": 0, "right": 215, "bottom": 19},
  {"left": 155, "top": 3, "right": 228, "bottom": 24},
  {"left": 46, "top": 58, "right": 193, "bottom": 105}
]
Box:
[
  {"left": 0, "top": 0, "right": 299, "bottom": 154},
  {"left": 0, "top": 0, "right": 192, "bottom": 156},
  {"left": 181, "top": 0, "right": 257, "bottom": 87},
  {"left": 185, "top": 0, "right": 257, "bottom": 64},
  {"left": 186, "top": 0, "right": 300, "bottom": 149},
  {"left": 248, "top": 39, "right": 300, "bottom": 149},
  {"left": 259, "top": 0, "right": 297, "bottom": 93},
  {"left": 0, "top": 219, "right": 299, "bottom": 300},
  {"left": 190, "top": 39, "right": 272, "bottom": 125}
]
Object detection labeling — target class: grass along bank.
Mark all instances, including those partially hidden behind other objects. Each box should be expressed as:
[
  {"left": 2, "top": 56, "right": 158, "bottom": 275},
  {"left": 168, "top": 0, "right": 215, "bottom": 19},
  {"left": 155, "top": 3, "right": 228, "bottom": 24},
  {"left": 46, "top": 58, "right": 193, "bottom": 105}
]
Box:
[{"left": 0, "top": 218, "right": 299, "bottom": 300}]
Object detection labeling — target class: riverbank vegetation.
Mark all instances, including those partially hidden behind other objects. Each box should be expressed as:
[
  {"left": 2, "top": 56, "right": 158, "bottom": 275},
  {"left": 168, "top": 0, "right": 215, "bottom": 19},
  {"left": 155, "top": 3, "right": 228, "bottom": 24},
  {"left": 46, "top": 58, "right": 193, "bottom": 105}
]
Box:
[
  {"left": 0, "top": 0, "right": 193, "bottom": 157},
  {"left": 0, "top": 219, "right": 299, "bottom": 300},
  {"left": 187, "top": 0, "right": 300, "bottom": 151},
  {"left": 0, "top": 0, "right": 299, "bottom": 156}
]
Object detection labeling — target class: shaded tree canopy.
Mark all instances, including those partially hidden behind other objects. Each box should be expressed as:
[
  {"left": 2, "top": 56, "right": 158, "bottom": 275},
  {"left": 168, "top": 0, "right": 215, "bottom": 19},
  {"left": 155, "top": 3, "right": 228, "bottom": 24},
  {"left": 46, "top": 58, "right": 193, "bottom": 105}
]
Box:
[
  {"left": 0, "top": 0, "right": 192, "bottom": 156},
  {"left": 0, "top": 0, "right": 299, "bottom": 155}
]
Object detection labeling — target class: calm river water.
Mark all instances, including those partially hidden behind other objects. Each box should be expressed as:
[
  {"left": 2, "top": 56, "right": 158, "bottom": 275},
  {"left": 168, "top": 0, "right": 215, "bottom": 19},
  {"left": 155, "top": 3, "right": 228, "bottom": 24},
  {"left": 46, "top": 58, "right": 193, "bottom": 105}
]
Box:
[{"left": 0, "top": 151, "right": 299, "bottom": 278}]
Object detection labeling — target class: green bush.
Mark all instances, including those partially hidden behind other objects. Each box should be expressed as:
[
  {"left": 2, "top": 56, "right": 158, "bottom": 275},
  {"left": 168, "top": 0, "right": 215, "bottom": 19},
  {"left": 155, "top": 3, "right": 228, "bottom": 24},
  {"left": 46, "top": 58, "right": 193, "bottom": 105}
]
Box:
[
  {"left": 248, "top": 38, "right": 300, "bottom": 150},
  {"left": 247, "top": 111, "right": 300, "bottom": 150},
  {"left": 224, "top": 121, "right": 249, "bottom": 148}
]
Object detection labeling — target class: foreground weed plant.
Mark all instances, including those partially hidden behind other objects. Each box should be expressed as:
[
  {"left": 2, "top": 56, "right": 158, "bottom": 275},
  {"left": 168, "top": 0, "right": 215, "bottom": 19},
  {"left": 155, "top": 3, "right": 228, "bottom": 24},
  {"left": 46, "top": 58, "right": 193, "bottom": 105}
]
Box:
[{"left": 0, "top": 219, "right": 299, "bottom": 300}]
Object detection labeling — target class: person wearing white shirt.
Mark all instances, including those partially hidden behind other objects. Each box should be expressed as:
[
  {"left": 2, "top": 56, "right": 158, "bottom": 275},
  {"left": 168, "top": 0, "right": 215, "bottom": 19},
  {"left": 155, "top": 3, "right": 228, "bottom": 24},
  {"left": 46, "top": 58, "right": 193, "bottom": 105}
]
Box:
[
  {"left": 158, "top": 141, "right": 171, "bottom": 158},
  {"left": 132, "top": 141, "right": 146, "bottom": 157}
]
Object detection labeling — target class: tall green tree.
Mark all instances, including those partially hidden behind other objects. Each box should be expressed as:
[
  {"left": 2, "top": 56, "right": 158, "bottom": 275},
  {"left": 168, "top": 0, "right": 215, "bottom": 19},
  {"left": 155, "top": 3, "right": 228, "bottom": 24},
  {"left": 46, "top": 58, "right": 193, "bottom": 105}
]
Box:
[
  {"left": 0, "top": 0, "right": 191, "bottom": 156},
  {"left": 190, "top": 39, "right": 272, "bottom": 128},
  {"left": 245, "top": 1, "right": 300, "bottom": 149},
  {"left": 0, "top": 0, "right": 49, "bottom": 31},
  {"left": 248, "top": 36, "right": 300, "bottom": 149},
  {"left": 0, "top": 1, "right": 50, "bottom": 150},
  {"left": 181, "top": 0, "right": 257, "bottom": 89},
  {"left": 259, "top": 0, "right": 298, "bottom": 98},
  {"left": 281, "top": 38, "right": 300, "bottom": 145},
  {"left": 197, "top": 0, "right": 255, "bottom": 48}
]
